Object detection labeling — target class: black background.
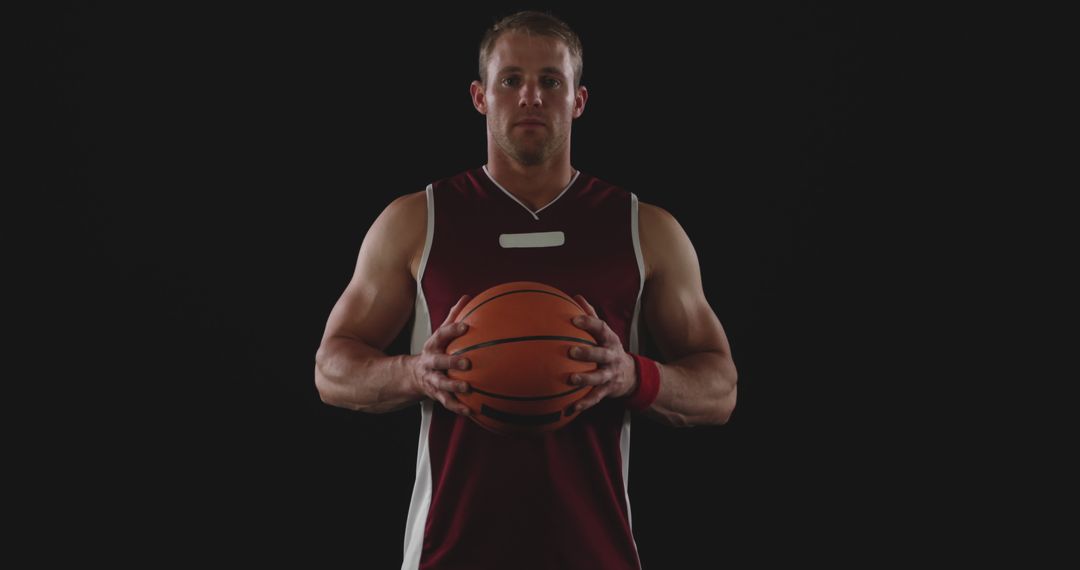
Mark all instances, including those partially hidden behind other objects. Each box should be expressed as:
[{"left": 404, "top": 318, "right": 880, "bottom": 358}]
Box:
[{"left": 45, "top": 2, "right": 962, "bottom": 565}]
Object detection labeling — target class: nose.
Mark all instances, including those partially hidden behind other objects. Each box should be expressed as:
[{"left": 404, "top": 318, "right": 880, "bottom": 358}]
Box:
[{"left": 518, "top": 80, "right": 542, "bottom": 108}]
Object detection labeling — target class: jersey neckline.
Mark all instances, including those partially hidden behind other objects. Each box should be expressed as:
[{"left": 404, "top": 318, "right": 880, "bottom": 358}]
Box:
[{"left": 481, "top": 164, "right": 582, "bottom": 221}]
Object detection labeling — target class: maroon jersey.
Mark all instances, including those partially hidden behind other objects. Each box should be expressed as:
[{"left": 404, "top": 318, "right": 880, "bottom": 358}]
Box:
[{"left": 402, "top": 165, "right": 647, "bottom": 570}]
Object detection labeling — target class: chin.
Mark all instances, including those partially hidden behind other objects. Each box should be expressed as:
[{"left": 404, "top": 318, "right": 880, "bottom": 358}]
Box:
[
  {"left": 508, "top": 145, "right": 546, "bottom": 166},
  {"left": 515, "top": 154, "right": 544, "bottom": 166}
]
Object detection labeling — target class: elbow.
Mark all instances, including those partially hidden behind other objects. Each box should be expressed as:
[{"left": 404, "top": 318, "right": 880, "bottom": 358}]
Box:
[
  {"left": 713, "top": 387, "right": 736, "bottom": 425},
  {"left": 711, "top": 367, "right": 738, "bottom": 426},
  {"left": 675, "top": 354, "right": 737, "bottom": 427},
  {"left": 313, "top": 348, "right": 333, "bottom": 401},
  {"left": 314, "top": 349, "right": 361, "bottom": 411},
  {"left": 314, "top": 372, "right": 338, "bottom": 407},
  {"left": 315, "top": 375, "right": 364, "bottom": 412},
  {"left": 314, "top": 363, "right": 339, "bottom": 408},
  {"left": 703, "top": 387, "right": 736, "bottom": 426}
]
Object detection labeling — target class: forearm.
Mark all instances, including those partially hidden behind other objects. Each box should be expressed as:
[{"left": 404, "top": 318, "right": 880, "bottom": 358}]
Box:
[
  {"left": 314, "top": 336, "right": 423, "bottom": 414},
  {"left": 639, "top": 351, "right": 737, "bottom": 427}
]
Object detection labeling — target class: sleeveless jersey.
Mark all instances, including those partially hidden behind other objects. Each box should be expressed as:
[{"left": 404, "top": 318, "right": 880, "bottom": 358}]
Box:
[{"left": 401, "top": 165, "right": 647, "bottom": 570}]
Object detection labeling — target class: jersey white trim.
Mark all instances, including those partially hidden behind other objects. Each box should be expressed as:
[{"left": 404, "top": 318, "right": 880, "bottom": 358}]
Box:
[
  {"left": 625, "top": 191, "right": 646, "bottom": 569},
  {"left": 629, "top": 193, "right": 645, "bottom": 356},
  {"left": 402, "top": 185, "right": 437, "bottom": 570},
  {"left": 482, "top": 164, "right": 580, "bottom": 221},
  {"left": 409, "top": 185, "right": 436, "bottom": 352}
]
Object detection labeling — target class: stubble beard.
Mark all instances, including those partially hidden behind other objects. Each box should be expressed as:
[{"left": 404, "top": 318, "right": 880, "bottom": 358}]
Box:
[{"left": 491, "top": 120, "right": 567, "bottom": 166}]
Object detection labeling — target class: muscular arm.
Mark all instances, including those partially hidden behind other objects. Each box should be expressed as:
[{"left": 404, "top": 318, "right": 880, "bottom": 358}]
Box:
[
  {"left": 637, "top": 203, "right": 738, "bottom": 427},
  {"left": 314, "top": 191, "right": 426, "bottom": 413}
]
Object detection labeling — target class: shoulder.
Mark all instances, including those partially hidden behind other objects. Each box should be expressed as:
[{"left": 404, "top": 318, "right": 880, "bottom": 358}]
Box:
[
  {"left": 637, "top": 201, "right": 694, "bottom": 281},
  {"left": 374, "top": 189, "right": 427, "bottom": 238},
  {"left": 388, "top": 188, "right": 428, "bottom": 219},
  {"left": 391, "top": 190, "right": 428, "bottom": 278},
  {"left": 638, "top": 200, "right": 677, "bottom": 228},
  {"left": 364, "top": 190, "right": 428, "bottom": 280}
]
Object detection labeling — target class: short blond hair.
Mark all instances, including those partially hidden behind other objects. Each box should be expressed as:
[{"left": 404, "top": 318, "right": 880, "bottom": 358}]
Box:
[{"left": 478, "top": 10, "right": 584, "bottom": 88}]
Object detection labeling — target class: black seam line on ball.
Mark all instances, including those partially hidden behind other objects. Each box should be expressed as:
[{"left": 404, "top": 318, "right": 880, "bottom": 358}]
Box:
[
  {"left": 471, "top": 384, "right": 588, "bottom": 401},
  {"left": 461, "top": 289, "right": 580, "bottom": 321},
  {"left": 450, "top": 335, "right": 598, "bottom": 356}
]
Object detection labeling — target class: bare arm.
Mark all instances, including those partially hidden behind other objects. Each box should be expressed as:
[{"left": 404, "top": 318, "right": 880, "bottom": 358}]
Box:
[
  {"left": 314, "top": 191, "right": 426, "bottom": 414},
  {"left": 638, "top": 203, "right": 738, "bottom": 427},
  {"left": 314, "top": 191, "right": 478, "bottom": 416}
]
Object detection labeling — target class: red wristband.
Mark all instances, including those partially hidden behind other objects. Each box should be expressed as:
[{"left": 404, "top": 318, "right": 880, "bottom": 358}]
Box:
[{"left": 624, "top": 353, "right": 661, "bottom": 411}]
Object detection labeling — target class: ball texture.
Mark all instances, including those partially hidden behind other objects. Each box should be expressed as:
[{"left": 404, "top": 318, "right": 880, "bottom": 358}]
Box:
[{"left": 446, "top": 281, "right": 599, "bottom": 435}]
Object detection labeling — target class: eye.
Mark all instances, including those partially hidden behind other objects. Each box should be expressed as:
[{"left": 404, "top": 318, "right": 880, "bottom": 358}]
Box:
[
  {"left": 543, "top": 77, "right": 562, "bottom": 88},
  {"left": 501, "top": 76, "right": 521, "bottom": 87}
]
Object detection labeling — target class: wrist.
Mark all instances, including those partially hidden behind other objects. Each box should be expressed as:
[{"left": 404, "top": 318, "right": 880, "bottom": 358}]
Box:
[
  {"left": 400, "top": 354, "right": 425, "bottom": 399},
  {"left": 622, "top": 353, "right": 661, "bottom": 411}
]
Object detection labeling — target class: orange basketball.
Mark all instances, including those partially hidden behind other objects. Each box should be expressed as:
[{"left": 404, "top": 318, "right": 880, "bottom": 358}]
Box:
[{"left": 445, "top": 281, "right": 598, "bottom": 435}]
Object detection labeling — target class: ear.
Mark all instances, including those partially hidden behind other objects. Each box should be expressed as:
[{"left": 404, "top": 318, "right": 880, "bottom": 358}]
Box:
[
  {"left": 572, "top": 85, "right": 589, "bottom": 119},
  {"left": 470, "top": 80, "right": 487, "bottom": 115}
]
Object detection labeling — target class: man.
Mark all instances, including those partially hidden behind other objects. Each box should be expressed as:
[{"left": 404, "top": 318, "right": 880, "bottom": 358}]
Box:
[{"left": 315, "top": 10, "right": 737, "bottom": 570}]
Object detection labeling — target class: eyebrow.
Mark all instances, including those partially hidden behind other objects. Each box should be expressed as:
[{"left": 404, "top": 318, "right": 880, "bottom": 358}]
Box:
[{"left": 497, "top": 66, "right": 567, "bottom": 78}]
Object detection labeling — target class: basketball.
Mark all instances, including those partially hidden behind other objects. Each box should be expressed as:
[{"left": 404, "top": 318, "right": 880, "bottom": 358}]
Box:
[{"left": 445, "top": 281, "right": 599, "bottom": 435}]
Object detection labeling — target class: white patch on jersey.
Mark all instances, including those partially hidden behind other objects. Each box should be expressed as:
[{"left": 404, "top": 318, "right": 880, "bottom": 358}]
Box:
[{"left": 498, "top": 231, "right": 566, "bottom": 248}]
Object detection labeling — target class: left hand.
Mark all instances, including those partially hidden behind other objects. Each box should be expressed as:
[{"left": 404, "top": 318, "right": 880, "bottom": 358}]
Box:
[{"left": 566, "top": 294, "right": 638, "bottom": 415}]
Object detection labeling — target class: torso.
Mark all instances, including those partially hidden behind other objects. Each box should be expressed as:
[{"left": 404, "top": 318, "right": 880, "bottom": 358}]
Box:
[{"left": 402, "top": 167, "right": 648, "bottom": 570}]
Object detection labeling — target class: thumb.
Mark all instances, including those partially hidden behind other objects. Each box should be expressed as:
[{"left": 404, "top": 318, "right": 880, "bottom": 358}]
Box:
[
  {"left": 575, "top": 294, "right": 598, "bottom": 317},
  {"left": 444, "top": 294, "right": 472, "bottom": 325}
]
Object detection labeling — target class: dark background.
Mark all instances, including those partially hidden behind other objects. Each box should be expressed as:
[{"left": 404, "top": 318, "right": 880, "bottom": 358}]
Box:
[{"left": 46, "top": 2, "right": 960, "bottom": 565}]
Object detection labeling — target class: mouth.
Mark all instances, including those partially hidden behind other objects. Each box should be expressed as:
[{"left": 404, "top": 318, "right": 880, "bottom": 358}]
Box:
[{"left": 516, "top": 120, "right": 546, "bottom": 127}]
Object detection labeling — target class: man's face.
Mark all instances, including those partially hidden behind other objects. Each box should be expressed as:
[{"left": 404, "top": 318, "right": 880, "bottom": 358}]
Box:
[{"left": 472, "top": 32, "right": 586, "bottom": 166}]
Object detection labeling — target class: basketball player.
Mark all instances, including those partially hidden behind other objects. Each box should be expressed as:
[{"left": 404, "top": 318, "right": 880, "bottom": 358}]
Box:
[{"left": 314, "top": 11, "right": 737, "bottom": 570}]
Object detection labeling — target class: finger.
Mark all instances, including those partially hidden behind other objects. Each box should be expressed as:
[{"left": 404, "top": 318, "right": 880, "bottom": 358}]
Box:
[
  {"left": 569, "top": 386, "right": 610, "bottom": 414},
  {"left": 446, "top": 294, "right": 473, "bottom": 326},
  {"left": 568, "top": 345, "right": 601, "bottom": 362},
  {"left": 571, "top": 313, "right": 592, "bottom": 331},
  {"left": 432, "top": 354, "right": 471, "bottom": 372},
  {"left": 447, "top": 391, "right": 472, "bottom": 416},
  {"left": 428, "top": 319, "right": 471, "bottom": 351},
  {"left": 434, "top": 390, "right": 472, "bottom": 416},
  {"left": 571, "top": 315, "right": 622, "bottom": 354},
  {"left": 574, "top": 294, "right": 599, "bottom": 318},
  {"left": 427, "top": 296, "right": 471, "bottom": 351},
  {"left": 425, "top": 371, "right": 470, "bottom": 394},
  {"left": 568, "top": 369, "right": 613, "bottom": 387},
  {"left": 570, "top": 315, "right": 607, "bottom": 341}
]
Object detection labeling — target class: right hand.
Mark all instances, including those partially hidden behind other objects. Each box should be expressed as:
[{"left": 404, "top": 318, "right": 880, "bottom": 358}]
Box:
[{"left": 411, "top": 294, "right": 474, "bottom": 416}]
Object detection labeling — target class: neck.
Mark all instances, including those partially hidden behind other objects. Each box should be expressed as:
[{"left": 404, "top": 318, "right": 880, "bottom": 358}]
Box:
[{"left": 485, "top": 152, "right": 576, "bottom": 212}]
